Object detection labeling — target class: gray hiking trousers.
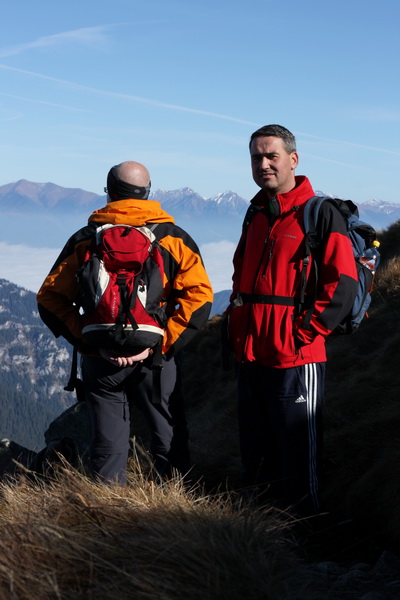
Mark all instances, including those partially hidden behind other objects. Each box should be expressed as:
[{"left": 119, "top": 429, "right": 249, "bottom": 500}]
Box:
[{"left": 81, "top": 355, "right": 189, "bottom": 484}]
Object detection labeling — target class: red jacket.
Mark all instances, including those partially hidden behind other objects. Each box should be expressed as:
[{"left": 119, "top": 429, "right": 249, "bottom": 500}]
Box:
[{"left": 228, "top": 176, "right": 358, "bottom": 368}]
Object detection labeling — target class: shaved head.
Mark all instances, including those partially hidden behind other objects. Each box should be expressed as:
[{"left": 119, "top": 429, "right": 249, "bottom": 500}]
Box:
[
  {"left": 106, "top": 161, "right": 151, "bottom": 201},
  {"left": 113, "top": 161, "right": 150, "bottom": 187}
]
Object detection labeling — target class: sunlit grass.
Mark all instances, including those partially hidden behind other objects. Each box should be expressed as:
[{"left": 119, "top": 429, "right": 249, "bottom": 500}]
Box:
[{"left": 0, "top": 462, "right": 326, "bottom": 600}]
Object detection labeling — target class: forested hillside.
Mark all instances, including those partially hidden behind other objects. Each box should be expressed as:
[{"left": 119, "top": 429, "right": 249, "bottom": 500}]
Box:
[{"left": 0, "top": 280, "right": 74, "bottom": 449}]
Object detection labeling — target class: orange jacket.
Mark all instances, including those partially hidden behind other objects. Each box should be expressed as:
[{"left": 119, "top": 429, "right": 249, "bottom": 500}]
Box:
[{"left": 37, "top": 198, "right": 213, "bottom": 358}]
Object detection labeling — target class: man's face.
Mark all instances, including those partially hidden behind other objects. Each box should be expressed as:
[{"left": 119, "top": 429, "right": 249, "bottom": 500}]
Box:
[{"left": 250, "top": 136, "right": 298, "bottom": 197}]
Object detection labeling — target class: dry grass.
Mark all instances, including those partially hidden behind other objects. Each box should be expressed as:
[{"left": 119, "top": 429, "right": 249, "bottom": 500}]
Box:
[
  {"left": 376, "top": 220, "right": 400, "bottom": 265},
  {"left": 0, "top": 463, "right": 328, "bottom": 600},
  {"left": 374, "top": 257, "right": 400, "bottom": 300}
]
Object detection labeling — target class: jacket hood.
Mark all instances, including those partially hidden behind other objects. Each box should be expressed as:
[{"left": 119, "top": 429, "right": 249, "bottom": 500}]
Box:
[
  {"left": 251, "top": 176, "right": 314, "bottom": 213},
  {"left": 88, "top": 198, "right": 175, "bottom": 226}
]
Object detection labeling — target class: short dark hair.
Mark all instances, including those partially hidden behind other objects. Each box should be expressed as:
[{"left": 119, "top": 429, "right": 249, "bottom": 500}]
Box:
[{"left": 249, "top": 124, "right": 296, "bottom": 154}]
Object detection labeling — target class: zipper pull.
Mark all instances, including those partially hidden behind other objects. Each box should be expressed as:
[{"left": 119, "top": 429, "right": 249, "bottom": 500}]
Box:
[{"left": 269, "top": 239, "right": 275, "bottom": 260}]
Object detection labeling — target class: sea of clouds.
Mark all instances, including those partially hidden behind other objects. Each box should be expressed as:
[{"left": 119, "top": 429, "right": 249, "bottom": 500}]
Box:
[{"left": 0, "top": 241, "right": 234, "bottom": 295}]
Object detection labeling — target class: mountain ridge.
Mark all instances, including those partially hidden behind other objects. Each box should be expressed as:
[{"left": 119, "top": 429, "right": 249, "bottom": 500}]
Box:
[
  {"left": 0, "top": 179, "right": 101, "bottom": 211},
  {"left": 2, "top": 177, "right": 398, "bottom": 218},
  {"left": 1, "top": 180, "right": 399, "bottom": 249}
]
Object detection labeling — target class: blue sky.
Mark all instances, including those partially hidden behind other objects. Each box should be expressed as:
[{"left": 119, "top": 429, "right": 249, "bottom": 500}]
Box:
[
  {"left": 1, "top": 0, "right": 399, "bottom": 205},
  {"left": 1, "top": 0, "right": 399, "bottom": 294}
]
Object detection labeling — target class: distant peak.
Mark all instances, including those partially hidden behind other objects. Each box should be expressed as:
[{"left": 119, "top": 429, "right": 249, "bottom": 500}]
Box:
[
  {"left": 207, "top": 191, "right": 248, "bottom": 204},
  {"left": 363, "top": 198, "right": 386, "bottom": 206}
]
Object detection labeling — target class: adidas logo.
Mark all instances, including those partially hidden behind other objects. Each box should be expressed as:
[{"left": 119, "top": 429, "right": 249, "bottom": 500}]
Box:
[{"left": 295, "top": 395, "right": 307, "bottom": 403}]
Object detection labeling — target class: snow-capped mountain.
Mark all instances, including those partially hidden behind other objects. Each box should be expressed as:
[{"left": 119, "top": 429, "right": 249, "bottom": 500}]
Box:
[
  {"left": 149, "top": 188, "right": 249, "bottom": 241},
  {"left": 205, "top": 191, "right": 249, "bottom": 217},
  {"left": 151, "top": 187, "right": 248, "bottom": 209},
  {"left": 150, "top": 188, "right": 248, "bottom": 216},
  {"left": 0, "top": 180, "right": 399, "bottom": 250},
  {"left": 150, "top": 188, "right": 211, "bottom": 218},
  {"left": 313, "top": 191, "right": 400, "bottom": 230},
  {"left": 0, "top": 181, "right": 250, "bottom": 247},
  {"left": 357, "top": 199, "right": 400, "bottom": 230}
]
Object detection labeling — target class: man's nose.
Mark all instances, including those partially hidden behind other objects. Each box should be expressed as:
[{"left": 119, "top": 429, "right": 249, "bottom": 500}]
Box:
[{"left": 260, "top": 156, "right": 270, "bottom": 169}]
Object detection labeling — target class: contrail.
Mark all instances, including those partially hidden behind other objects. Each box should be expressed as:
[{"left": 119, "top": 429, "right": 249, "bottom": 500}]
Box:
[{"left": 0, "top": 64, "right": 258, "bottom": 126}]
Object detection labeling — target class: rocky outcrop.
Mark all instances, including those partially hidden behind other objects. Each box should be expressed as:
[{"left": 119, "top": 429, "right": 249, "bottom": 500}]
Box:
[
  {"left": 0, "top": 439, "right": 36, "bottom": 477},
  {"left": 0, "top": 400, "right": 91, "bottom": 480}
]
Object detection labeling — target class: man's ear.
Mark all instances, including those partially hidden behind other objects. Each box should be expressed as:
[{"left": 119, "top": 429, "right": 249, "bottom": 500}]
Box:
[{"left": 291, "top": 151, "right": 299, "bottom": 170}]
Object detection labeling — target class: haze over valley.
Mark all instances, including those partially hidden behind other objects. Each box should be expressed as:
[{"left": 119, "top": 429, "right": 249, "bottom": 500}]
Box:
[{"left": 2, "top": 179, "right": 400, "bottom": 297}]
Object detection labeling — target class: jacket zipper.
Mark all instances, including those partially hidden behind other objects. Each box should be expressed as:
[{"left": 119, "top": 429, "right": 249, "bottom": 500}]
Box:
[
  {"left": 261, "top": 222, "right": 276, "bottom": 277},
  {"left": 241, "top": 221, "right": 276, "bottom": 361}
]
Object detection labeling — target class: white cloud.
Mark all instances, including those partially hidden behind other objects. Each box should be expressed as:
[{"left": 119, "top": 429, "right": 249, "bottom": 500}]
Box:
[
  {"left": 200, "top": 241, "right": 235, "bottom": 293},
  {"left": 0, "top": 243, "right": 60, "bottom": 293},
  {"left": 0, "top": 26, "right": 111, "bottom": 58},
  {"left": 1, "top": 241, "right": 235, "bottom": 296}
]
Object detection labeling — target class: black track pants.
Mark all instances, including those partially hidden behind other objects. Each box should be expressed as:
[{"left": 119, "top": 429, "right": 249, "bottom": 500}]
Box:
[
  {"left": 237, "top": 361, "right": 326, "bottom": 515},
  {"left": 81, "top": 356, "right": 189, "bottom": 484}
]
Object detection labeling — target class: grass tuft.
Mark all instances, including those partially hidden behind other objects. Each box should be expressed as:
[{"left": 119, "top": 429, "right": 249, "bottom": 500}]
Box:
[{"left": 0, "top": 463, "right": 327, "bottom": 600}]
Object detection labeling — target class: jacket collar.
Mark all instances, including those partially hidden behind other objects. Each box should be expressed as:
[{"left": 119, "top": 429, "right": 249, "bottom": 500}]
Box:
[
  {"left": 251, "top": 176, "right": 315, "bottom": 214},
  {"left": 88, "top": 198, "right": 175, "bottom": 227}
]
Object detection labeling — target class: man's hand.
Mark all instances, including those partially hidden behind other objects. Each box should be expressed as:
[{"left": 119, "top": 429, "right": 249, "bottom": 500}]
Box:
[
  {"left": 100, "top": 348, "right": 150, "bottom": 367},
  {"left": 293, "top": 316, "right": 316, "bottom": 347}
]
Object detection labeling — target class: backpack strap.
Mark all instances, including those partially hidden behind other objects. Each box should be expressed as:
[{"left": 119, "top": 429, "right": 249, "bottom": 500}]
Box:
[
  {"left": 143, "top": 222, "right": 164, "bottom": 404},
  {"left": 300, "top": 196, "right": 329, "bottom": 329},
  {"left": 64, "top": 345, "right": 79, "bottom": 392},
  {"left": 64, "top": 346, "right": 86, "bottom": 402},
  {"left": 243, "top": 203, "right": 265, "bottom": 229},
  {"left": 303, "top": 196, "right": 328, "bottom": 249},
  {"left": 235, "top": 203, "right": 270, "bottom": 258},
  {"left": 145, "top": 223, "right": 159, "bottom": 239}
]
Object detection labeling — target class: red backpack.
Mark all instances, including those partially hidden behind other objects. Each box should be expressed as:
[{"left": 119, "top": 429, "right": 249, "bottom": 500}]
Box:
[{"left": 77, "top": 223, "right": 167, "bottom": 354}]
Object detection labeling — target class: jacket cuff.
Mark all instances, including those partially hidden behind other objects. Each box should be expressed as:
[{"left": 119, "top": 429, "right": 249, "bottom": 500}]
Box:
[{"left": 293, "top": 317, "right": 317, "bottom": 346}]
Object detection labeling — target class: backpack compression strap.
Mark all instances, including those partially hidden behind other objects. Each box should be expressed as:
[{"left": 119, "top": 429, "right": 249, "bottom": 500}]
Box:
[{"left": 114, "top": 273, "right": 139, "bottom": 345}]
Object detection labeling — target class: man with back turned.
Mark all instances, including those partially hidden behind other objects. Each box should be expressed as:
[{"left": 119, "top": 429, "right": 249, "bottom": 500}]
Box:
[{"left": 38, "top": 161, "right": 213, "bottom": 484}]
